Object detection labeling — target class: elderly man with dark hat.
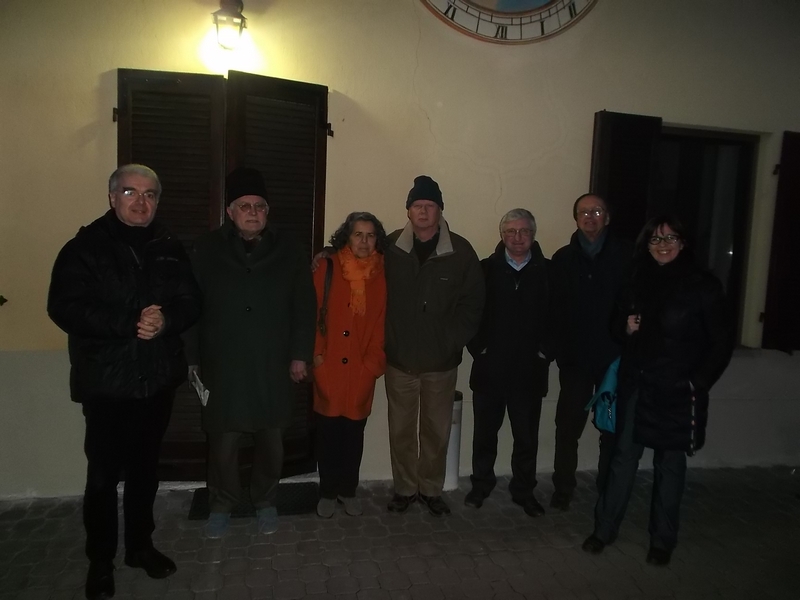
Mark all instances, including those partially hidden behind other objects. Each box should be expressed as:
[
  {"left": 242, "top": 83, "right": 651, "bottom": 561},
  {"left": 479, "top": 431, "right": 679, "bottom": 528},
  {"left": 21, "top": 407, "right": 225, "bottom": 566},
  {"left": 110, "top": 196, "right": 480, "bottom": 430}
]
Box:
[
  {"left": 384, "top": 175, "right": 484, "bottom": 516},
  {"left": 186, "top": 167, "right": 316, "bottom": 538}
]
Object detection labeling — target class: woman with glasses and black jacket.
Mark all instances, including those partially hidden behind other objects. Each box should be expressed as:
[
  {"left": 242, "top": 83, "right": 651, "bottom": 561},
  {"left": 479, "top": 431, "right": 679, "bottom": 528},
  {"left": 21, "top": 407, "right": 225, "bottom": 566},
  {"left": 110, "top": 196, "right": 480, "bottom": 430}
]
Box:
[{"left": 581, "top": 215, "right": 733, "bottom": 566}]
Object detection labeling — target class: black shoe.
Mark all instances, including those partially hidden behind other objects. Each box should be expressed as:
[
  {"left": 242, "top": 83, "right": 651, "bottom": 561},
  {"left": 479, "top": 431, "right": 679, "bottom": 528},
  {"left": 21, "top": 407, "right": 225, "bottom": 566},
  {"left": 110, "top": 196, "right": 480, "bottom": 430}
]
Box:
[
  {"left": 387, "top": 493, "right": 417, "bottom": 513},
  {"left": 124, "top": 547, "right": 177, "bottom": 579},
  {"left": 646, "top": 547, "right": 672, "bottom": 566},
  {"left": 582, "top": 534, "right": 607, "bottom": 554},
  {"left": 85, "top": 560, "right": 115, "bottom": 600},
  {"left": 418, "top": 493, "right": 451, "bottom": 516},
  {"left": 549, "top": 491, "right": 572, "bottom": 511},
  {"left": 464, "top": 489, "right": 485, "bottom": 509},
  {"left": 513, "top": 497, "right": 545, "bottom": 517}
]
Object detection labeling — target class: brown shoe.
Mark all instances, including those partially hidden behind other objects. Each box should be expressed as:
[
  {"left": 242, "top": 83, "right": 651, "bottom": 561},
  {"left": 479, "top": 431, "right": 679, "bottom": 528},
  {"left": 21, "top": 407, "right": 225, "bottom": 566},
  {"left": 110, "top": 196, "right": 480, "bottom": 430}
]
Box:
[
  {"left": 387, "top": 493, "right": 417, "bottom": 513},
  {"left": 418, "top": 494, "right": 451, "bottom": 517}
]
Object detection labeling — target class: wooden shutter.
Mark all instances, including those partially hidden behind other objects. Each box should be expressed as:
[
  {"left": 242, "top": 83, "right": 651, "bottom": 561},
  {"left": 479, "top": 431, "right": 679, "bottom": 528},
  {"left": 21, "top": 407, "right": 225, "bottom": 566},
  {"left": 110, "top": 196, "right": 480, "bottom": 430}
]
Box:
[
  {"left": 763, "top": 132, "right": 800, "bottom": 351},
  {"left": 590, "top": 110, "right": 663, "bottom": 241},
  {"left": 117, "top": 69, "right": 226, "bottom": 244},
  {"left": 226, "top": 71, "right": 329, "bottom": 476},
  {"left": 118, "top": 69, "right": 226, "bottom": 480}
]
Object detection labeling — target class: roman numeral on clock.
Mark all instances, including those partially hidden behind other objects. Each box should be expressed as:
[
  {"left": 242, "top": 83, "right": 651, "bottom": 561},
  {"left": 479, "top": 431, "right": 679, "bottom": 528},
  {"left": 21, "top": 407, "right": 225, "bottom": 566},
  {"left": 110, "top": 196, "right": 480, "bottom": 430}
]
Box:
[{"left": 444, "top": 2, "right": 457, "bottom": 21}]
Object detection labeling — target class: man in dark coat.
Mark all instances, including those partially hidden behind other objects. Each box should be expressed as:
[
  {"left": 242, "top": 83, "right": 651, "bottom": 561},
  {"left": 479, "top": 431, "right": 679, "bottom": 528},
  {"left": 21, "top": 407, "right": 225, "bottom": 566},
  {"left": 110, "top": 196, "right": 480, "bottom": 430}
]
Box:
[
  {"left": 465, "top": 209, "right": 550, "bottom": 517},
  {"left": 186, "top": 167, "right": 316, "bottom": 539},
  {"left": 384, "top": 175, "right": 485, "bottom": 517},
  {"left": 48, "top": 164, "right": 202, "bottom": 600},
  {"left": 548, "top": 193, "right": 632, "bottom": 510}
]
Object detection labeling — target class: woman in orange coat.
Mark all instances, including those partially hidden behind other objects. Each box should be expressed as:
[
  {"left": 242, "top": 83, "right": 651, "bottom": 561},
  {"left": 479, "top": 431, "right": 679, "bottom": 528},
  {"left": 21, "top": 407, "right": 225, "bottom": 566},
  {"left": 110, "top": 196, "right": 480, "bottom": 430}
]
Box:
[{"left": 312, "top": 212, "right": 388, "bottom": 518}]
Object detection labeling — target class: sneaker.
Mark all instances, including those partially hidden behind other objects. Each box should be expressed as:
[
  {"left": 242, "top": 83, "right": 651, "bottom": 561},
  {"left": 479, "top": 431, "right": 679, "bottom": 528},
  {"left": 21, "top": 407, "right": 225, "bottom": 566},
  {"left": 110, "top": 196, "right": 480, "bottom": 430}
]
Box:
[
  {"left": 418, "top": 493, "right": 451, "bottom": 517},
  {"left": 387, "top": 493, "right": 417, "bottom": 513},
  {"left": 338, "top": 495, "right": 363, "bottom": 516},
  {"left": 204, "top": 512, "right": 230, "bottom": 539},
  {"left": 316, "top": 497, "right": 336, "bottom": 518},
  {"left": 256, "top": 506, "right": 279, "bottom": 535}
]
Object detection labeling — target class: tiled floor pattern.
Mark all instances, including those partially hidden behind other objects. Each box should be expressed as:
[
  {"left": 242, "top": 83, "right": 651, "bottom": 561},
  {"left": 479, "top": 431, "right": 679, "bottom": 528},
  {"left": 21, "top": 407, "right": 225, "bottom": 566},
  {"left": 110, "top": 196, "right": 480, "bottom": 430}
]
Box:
[{"left": 1, "top": 467, "right": 798, "bottom": 600}]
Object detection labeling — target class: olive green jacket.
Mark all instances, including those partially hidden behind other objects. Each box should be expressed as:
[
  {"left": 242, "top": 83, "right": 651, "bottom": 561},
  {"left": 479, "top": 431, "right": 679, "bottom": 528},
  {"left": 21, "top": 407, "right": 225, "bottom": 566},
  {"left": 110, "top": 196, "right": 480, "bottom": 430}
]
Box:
[
  {"left": 385, "top": 218, "right": 484, "bottom": 374},
  {"left": 187, "top": 221, "right": 316, "bottom": 432}
]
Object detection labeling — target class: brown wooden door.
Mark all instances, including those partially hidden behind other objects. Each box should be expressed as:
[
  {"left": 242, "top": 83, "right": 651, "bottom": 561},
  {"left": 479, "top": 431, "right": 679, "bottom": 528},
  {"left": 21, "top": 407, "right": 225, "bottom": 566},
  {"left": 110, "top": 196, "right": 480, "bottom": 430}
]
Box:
[
  {"left": 117, "top": 69, "right": 328, "bottom": 479},
  {"left": 762, "top": 132, "right": 800, "bottom": 351},
  {"left": 117, "top": 69, "right": 226, "bottom": 480},
  {"left": 225, "top": 70, "right": 329, "bottom": 477},
  {"left": 590, "top": 110, "right": 663, "bottom": 241}
]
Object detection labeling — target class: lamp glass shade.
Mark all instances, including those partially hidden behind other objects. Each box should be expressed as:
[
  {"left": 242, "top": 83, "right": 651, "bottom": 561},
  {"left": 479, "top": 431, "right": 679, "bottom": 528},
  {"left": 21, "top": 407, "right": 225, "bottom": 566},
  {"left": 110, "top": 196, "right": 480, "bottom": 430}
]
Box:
[{"left": 214, "top": 13, "right": 245, "bottom": 50}]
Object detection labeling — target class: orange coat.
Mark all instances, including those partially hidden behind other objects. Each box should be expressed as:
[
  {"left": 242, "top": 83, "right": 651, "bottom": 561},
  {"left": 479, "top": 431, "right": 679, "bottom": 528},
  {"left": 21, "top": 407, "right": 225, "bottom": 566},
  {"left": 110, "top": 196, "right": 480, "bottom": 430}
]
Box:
[{"left": 312, "top": 255, "right": 387, "bottom": 420}]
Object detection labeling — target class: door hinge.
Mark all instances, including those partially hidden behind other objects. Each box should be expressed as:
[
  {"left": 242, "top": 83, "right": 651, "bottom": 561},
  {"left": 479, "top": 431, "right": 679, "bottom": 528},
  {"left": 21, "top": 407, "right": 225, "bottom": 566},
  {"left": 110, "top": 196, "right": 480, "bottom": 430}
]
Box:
[
  {"left": 326, "top": 123, "right": 334, "bottom": 138},
  {"left": 773, "top": 164, "right": 780, "bottom": 175},
  {"left": 112, "top": 107, "right": 119, "bottom": 123},
  {"left": 759, "top": 312, "right": 765, "bottom": 323}
]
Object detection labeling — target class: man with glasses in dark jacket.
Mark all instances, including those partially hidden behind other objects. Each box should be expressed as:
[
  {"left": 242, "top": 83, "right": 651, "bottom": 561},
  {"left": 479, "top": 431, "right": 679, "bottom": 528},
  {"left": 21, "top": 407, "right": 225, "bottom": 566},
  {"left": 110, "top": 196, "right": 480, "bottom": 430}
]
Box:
[
  {"left": 548, "top": 193, "right": 632, "bottom": 511},
  {"left": 465, "top": 209, "right": 550, "bottom": 517},
  {"left": 48, "top": 164, "right": 202, "bottom": 600}
]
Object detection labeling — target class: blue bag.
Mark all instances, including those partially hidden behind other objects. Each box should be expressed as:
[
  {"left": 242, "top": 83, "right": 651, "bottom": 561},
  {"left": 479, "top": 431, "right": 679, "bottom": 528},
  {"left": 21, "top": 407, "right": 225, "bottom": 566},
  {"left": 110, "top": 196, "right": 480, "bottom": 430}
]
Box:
[{"left": 585, "top": 357, "right": 620, "bottom": 434}]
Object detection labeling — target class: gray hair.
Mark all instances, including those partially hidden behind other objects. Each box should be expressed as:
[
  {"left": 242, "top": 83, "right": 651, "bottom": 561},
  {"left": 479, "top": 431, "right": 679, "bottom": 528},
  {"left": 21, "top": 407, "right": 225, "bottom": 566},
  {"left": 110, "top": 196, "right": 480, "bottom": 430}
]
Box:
[
  {"left": 108, "top": 164, "right": 162, "bottom": 198},
  {"left": 499, "top": 208, "right": 537, "bottom": 238}
]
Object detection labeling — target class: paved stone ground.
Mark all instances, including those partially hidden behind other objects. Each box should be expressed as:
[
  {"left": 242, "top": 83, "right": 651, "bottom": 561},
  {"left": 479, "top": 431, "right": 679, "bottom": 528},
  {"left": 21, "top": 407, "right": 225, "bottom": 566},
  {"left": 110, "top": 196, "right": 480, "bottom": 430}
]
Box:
[{"left": 1, "top": 467, "right": 799, "bottom": 600}]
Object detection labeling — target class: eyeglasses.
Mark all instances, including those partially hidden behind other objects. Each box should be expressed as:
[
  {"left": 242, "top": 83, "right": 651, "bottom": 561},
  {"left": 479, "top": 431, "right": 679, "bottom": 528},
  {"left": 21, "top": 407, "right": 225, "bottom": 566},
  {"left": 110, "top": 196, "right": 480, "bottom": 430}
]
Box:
[
  {"left": 577, "top": 208, "right": 605, "bottom": 218},
  {"left": 234, "top": 201, "right": 268, "bottom": 213},
  {"left": 648, "top": 234, "right": 681, "bottom": 246},
  {"left": 502, "top": 228, "right": 533, "bottom": 238},
  {"left": 119, "top": 188, "right": 158, "bottom": 202}
]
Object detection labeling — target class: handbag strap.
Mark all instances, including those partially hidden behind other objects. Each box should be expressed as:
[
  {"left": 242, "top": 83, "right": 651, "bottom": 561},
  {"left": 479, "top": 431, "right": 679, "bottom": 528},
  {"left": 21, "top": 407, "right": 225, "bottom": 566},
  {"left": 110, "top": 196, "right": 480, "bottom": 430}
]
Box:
[{"left": 317, "top": 257, "right": 333, "bottom": 336}]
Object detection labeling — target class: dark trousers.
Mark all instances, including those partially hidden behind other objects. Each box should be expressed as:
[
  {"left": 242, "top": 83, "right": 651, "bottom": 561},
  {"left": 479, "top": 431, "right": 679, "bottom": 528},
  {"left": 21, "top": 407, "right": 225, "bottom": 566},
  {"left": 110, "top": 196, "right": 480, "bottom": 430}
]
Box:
[
  {"left": 207, "top": 429, "right": 283, "bottom": 512},
  {"left": 315, "top": 413, "right": 368, "bottom": 499},
  {"left": 82, "top": 391, "right": 174, "bottom": 562},
  {"left": 593, "top": 391, "right": 687, "bottom": 551},
  {"left": 470, "top": 390, "right": 543, "bottom": 502},
  {"left": 552, "top": 365, "right": 615, "bottom": 496}
]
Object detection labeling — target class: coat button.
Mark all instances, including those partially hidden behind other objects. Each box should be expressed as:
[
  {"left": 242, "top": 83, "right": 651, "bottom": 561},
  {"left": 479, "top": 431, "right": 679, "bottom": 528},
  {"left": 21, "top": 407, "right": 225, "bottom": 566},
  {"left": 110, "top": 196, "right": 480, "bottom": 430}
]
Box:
[
  {"left": 342, "top": 358, "right": 348, "bottom": 364},
  {"left": 343, "top": 330, "right": 350, "bottom": 337},
  {"left": 245, "top": 306, "right": 252, "bottom": 312}
]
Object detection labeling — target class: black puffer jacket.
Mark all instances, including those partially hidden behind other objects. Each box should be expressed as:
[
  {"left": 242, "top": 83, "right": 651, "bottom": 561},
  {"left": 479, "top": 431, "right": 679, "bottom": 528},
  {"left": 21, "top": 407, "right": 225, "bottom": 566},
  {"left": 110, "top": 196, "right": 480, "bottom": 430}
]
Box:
[
  {"left": 614, "top": 253, "right": 733, "bottom": 454},
  {"left": 48, "top": 210, "right": 202, "bottom": 403},
  {"left": 468, "top": 241, "right": 550, "bottom": 396},
  {"left": 549, "top": 231, "right": 633, "bottom": 378}
]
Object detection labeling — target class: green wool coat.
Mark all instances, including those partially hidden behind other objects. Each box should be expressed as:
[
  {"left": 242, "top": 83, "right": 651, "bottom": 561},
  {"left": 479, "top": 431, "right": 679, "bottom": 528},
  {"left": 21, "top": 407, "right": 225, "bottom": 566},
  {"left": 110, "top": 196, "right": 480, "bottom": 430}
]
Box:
[{"left": 187, "top": 221, "right": 316, "bottom": 433}]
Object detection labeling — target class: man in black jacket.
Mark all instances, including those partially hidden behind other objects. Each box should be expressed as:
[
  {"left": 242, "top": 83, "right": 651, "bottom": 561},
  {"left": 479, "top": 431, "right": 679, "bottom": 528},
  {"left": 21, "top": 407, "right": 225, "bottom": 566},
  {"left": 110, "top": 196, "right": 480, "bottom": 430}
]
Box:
[
  {"left": 548, "top": 194, "right": 632, "bottom": 511},
  {"left": 48, "top": 164, "right": 202, "bottom": 600},
  {"left": 465, "top": 209, "right": 550, "bottom": 517}
]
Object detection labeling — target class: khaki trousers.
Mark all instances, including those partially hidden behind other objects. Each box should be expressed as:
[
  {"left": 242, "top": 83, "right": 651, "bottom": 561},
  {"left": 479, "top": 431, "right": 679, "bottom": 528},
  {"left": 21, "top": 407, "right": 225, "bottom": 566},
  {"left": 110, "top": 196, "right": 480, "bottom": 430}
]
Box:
[{"left": 385, "top": 365, "right": 458, "bottom": 497}]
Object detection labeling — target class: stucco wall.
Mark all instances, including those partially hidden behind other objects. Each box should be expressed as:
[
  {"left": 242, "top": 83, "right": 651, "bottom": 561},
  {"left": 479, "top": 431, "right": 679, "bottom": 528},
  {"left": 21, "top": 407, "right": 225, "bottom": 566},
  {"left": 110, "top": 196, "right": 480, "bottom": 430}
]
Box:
[{"left": 1, "top": 0, "right": 799, "bottom": 497}]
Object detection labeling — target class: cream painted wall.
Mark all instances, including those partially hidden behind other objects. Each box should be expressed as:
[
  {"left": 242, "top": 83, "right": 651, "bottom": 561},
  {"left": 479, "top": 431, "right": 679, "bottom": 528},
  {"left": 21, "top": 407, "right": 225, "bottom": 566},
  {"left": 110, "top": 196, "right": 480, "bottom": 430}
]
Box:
[{"left": 1, "top": 0, "right": 799, "bottom": 497}]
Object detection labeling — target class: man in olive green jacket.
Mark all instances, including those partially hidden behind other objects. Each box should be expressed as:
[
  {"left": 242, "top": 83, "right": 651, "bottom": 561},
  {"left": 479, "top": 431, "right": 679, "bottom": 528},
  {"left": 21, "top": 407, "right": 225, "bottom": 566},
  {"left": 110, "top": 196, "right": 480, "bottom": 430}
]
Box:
[
  {"left": 187, "top": 168, "right": 316, "bottom": 538},
  {"left": 385, "top": 176, "right": 484, "bottom": 516}
]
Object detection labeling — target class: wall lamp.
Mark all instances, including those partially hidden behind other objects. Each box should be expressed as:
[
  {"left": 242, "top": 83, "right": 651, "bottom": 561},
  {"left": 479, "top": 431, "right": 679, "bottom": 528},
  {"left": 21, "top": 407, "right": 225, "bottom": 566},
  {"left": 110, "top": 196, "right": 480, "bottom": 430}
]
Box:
[{"left": 213, "top": 0, "right": 247, "bottom": 50}]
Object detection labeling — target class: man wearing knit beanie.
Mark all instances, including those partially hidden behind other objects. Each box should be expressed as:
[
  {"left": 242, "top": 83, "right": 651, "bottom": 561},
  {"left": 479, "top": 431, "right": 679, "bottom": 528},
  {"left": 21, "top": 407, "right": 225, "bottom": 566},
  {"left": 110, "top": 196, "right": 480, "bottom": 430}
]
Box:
[
  {"left": 187, "top": 166, "right": 316, "bottom": 539},
  {"left": 383, "top": 175, "right": 484, "bottom": 516}
]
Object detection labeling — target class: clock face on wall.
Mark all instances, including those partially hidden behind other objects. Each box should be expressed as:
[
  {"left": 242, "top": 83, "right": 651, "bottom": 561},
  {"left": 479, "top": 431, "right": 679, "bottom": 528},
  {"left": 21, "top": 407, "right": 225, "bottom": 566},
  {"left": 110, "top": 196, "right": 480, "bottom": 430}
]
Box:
[{"left": 420, "top": 0, "right": 598, "bottom": 45}]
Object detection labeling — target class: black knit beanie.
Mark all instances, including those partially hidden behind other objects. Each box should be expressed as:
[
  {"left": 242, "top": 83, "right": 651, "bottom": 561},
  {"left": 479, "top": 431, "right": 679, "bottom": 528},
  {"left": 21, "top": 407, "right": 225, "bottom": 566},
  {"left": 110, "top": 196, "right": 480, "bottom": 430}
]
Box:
[
  {"left": 226, "top": 167, "right": 268, "bottom": 205},
  {"left": 406, "top": 175, "right": 443, "bottom": 210}
]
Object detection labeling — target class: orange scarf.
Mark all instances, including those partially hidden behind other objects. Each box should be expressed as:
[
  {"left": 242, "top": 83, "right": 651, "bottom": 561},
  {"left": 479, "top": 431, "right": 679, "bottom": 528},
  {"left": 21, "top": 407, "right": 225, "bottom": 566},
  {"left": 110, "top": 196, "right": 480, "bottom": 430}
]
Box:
[{"left": 338, "top": 245, "right": 383, "bottom": 316}]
